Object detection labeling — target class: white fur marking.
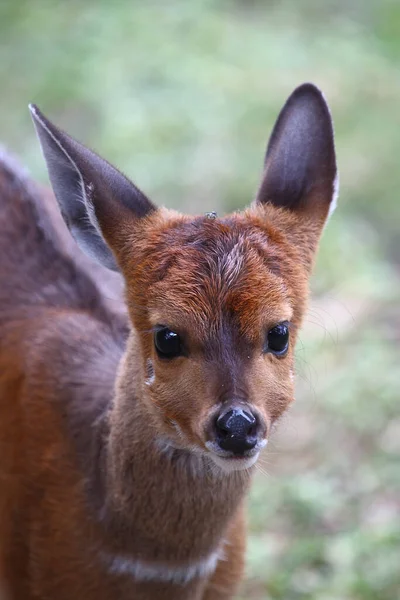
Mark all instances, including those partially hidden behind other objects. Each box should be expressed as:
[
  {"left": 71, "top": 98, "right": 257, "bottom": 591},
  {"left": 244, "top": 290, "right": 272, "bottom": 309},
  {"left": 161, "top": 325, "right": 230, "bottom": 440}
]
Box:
[
  {"left": 207, "top": 448, "right": 260, "bottom": 473},
  {"left": 218, "top": 242, "right": 244, "bottom": 287},
  {"left": 171, "top": 419, "right": 185, "bottom": 439},
  {"left": 317, "top": 87, "right": 339, "bottom": 223},
  {"left": 145, "top": 359, "right": 155, "bottom": 387},
  {"left": 102, "top": 547, "right": 224, "bottom": 585},
  {"left": 328, "top": 171, "right": 340, "bottom": 220},
  {"left": 154, "top": 436, "right": 175, "bottom": 455}
]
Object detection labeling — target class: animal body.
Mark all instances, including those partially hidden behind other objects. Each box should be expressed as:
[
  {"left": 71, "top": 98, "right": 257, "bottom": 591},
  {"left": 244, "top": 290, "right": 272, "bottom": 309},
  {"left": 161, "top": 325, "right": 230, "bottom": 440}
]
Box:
[{"left": 0, "top": 83, "right": 338, "bottom": 599}]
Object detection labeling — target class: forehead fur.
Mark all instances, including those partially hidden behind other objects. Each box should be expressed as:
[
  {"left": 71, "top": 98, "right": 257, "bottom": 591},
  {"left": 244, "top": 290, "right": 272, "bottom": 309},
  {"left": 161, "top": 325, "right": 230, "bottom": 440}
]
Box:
[{"left": 124, "top": 206, "right": 308, "bottom": 340}]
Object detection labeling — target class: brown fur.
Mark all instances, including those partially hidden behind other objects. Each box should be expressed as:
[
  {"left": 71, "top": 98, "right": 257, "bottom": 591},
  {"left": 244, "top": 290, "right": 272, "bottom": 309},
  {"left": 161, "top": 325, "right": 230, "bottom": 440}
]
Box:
[
  {"left": 0, "top": 84, "right": 337, "bottom": 599},
  {"left": 0, "top": 163, "right": 318, "bottom": 599},
  {"left": 112, "top": 206, "right": 312, "bottom": 450}
]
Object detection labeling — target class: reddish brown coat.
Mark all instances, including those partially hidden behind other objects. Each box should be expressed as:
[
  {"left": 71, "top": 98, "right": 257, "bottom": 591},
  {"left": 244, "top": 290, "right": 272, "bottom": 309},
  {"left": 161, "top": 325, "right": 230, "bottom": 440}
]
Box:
[{"left": 0, "top": 83, "right": 338, "bottom": 599}]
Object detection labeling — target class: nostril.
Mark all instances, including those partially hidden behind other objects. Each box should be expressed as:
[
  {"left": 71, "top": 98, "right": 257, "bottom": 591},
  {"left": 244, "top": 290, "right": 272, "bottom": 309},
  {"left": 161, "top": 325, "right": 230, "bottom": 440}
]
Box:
[
  {"left": 216, "top": 425, "right": 230, "bottom": 439},
  {"left": 247, "top": 424, "right": 257, "bottom": 438}
]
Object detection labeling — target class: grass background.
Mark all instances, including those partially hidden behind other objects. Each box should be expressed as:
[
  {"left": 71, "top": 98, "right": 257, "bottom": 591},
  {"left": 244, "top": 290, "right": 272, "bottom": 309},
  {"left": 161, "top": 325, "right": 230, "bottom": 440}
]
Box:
[{"left": 1, "top": 1, "right": 399, "bottom": 598}]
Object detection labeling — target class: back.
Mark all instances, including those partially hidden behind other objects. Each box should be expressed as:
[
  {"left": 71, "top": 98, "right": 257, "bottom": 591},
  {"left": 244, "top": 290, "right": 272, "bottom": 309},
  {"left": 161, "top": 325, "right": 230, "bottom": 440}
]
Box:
[
  {"left": 0, "top": 151, "right": 129, "bottom": 594},
  {"left": 0, "top": 148, "right": 129, "bottom": 421},
  {"left": 0, "top": 148, "right": 128, "bottom": 328}
]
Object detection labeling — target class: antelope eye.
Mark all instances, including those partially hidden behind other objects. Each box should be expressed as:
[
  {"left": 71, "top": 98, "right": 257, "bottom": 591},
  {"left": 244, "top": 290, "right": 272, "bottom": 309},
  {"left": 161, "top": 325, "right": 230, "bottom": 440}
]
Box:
[
  {"left": 154, "top": 327, "right": 182, "bottom": 359},
  {"left": 265, "top": 322, "right": 290, "bottom": 356}
]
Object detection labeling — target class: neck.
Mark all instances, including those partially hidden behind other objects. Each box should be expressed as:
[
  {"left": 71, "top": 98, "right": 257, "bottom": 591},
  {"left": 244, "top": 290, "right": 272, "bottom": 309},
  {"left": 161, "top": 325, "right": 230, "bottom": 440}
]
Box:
[{"left": 83, "top": 333, "right": 252, "bottom": 565}]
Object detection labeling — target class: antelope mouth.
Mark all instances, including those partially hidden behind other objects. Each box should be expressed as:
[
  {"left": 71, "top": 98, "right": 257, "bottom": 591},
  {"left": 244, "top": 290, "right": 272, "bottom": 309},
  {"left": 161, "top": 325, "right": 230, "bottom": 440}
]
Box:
[{"left": 205, "top": 440, "right": 267, "bottom": 473}]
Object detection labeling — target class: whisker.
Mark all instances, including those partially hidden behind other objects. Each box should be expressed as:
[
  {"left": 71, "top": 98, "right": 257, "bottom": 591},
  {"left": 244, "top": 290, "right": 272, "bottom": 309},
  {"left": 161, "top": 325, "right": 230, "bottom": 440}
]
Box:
[{"left": 254, "top": 462, "right": 271, "bottom": 479}]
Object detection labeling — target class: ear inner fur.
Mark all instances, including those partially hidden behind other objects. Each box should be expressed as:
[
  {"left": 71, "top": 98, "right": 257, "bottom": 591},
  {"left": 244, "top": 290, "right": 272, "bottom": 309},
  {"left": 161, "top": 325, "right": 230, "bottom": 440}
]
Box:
[
  {"left": 255, "top": 83, "right": 338, "bottom": 252},
  {"left": 29, "top": 103, "right": 157, "bottom": 270}
]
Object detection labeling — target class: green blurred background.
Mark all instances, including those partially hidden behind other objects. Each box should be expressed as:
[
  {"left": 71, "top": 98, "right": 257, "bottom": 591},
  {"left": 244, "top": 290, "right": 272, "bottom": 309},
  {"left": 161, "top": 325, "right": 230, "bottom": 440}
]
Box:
[{"left": 1, "top": 1, "right": 399, "bottom": 598}]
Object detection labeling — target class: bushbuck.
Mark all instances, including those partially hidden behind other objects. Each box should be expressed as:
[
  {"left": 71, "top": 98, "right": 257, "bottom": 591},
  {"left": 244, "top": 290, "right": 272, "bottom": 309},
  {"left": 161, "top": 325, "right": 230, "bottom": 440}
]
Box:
[{"left": 0, "top": 83, "right": 338, "bottom": 599}]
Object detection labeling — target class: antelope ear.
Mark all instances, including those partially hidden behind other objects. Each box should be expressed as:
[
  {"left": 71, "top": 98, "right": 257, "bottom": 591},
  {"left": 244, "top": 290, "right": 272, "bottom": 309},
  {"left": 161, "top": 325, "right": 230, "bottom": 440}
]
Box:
[
  {"left": 29, "top": 104, "right": 156, "bottom": 271},
  {"left": 256, "top": 83, "right": 338, "bottom": 229}
]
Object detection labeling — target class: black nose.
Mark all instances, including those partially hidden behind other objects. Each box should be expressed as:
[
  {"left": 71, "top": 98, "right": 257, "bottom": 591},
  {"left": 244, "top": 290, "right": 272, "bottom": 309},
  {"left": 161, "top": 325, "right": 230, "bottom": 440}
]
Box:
[{"left": 215, "top": 408, "right": 258, "bottom": 455}]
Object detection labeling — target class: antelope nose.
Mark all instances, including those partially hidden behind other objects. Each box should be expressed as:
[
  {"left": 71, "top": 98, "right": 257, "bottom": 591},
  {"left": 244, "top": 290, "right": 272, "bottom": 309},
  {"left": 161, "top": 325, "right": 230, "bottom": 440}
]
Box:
[{"left": 215, "top": 408, "right": 258, "bottom": 455}]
